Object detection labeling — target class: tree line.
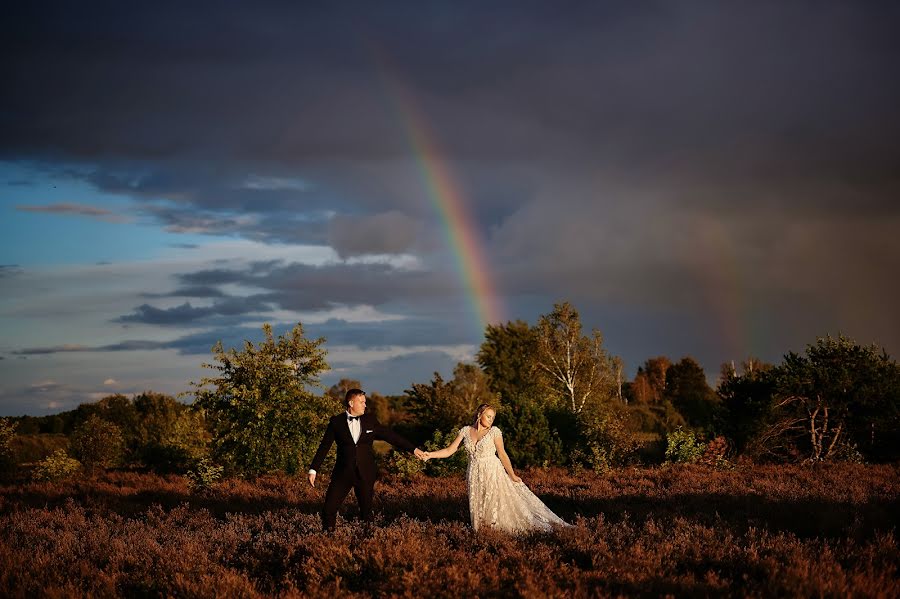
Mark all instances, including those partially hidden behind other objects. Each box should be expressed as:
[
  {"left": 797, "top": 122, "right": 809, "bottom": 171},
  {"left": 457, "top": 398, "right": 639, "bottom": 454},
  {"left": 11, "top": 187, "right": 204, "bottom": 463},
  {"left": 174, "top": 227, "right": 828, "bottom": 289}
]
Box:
[{"left": 3, "top": 302, "right": 899, "bottom": 482}]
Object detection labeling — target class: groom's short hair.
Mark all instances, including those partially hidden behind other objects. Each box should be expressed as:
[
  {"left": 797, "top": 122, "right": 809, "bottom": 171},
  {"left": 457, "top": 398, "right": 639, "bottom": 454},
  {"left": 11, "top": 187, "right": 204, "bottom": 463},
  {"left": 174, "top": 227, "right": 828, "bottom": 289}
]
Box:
[{"left": 345, "top": 388, "right": 365, "bottom": 408}]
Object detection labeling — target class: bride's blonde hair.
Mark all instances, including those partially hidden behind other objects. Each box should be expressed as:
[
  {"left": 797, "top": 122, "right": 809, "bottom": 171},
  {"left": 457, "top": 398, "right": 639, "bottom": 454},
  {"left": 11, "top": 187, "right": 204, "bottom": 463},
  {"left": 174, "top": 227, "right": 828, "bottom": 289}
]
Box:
[{"left": 472, "top": 403, "right": 495, "bottom": 428}]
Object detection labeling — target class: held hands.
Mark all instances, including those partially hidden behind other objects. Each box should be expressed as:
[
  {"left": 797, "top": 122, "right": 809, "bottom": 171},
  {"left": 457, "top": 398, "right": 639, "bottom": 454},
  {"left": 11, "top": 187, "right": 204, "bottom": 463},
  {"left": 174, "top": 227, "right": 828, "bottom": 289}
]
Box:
[{"left": 414, "top": 448, "right": 430, "bottom": 461}]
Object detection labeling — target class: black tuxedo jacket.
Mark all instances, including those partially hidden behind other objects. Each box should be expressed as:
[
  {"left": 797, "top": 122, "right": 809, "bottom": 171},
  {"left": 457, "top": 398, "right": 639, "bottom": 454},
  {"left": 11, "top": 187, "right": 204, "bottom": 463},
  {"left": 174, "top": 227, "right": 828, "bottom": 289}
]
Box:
[{"left": 309, "top": 412, "right": 416, "bottom": 483}]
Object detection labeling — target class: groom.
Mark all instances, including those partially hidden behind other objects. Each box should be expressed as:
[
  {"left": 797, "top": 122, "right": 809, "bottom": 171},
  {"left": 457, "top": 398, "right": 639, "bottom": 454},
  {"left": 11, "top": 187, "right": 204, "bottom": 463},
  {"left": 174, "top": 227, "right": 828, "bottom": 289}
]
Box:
[{"left": 308, "top": 388, "right": 425, "bottom": 531}]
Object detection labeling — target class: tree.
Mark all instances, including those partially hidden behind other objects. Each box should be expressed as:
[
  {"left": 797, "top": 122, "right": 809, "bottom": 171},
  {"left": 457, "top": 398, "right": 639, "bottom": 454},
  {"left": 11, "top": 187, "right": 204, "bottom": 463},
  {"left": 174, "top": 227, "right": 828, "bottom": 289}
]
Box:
[
  {"left": 188, "top": 323, "right": 335, "bottom": 475},
  {"left": 405, "top": 363, "right": 498, "bottom": 435},
  {"left": 132, "top": 392, "right": 208, "bottom": 472},
  {"left": 770, "top": 335, "right": 900, "bottom": 463},
  {"left": 325, "top": 378, "right": 362, "bottom": 403},
  {"left": 70, "top": 415, "right": 124, "bottom": 471},
  {"left": 326, "top": 378, "right": 390, "bottom": 423},
  {"left": 477, "top": 320, "right": 540, "bottom": 401},
  {"left": 498, "top": 394, "right": 564, "bottom": 468},
  {"left": 534, "top": 302, "right": 617, "bottom": 414},
  {"left": 664, "top": 357, "right": 721, "bottom": 433},
  {"left": 631, "top": 357, "right": 672, "bottom": 404},
  {"left": 716, "top": 359, "right": 777, "bottom": 456},
  {"left": 72, "top": 394, "right": 140, "bottom": 456}
]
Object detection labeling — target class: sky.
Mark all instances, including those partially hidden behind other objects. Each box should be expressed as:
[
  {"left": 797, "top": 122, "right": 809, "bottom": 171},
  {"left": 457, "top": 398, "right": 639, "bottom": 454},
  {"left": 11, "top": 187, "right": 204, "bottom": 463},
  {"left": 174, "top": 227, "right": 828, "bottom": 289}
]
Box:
[{"left": 1, "top": 1, "right": 899, "bottom": 416}]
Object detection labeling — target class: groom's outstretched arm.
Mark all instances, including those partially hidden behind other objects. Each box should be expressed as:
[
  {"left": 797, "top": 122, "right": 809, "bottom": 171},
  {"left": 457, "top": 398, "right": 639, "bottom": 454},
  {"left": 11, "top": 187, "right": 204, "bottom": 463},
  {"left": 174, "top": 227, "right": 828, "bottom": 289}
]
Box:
[{"left": 373, "top": 421, "right": 417, "bottom": 454}]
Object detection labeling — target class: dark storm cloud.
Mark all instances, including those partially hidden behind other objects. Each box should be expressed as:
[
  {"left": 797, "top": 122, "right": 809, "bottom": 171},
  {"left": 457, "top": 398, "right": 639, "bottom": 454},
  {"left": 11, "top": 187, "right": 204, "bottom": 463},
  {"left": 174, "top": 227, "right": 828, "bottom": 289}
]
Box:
[
  {"left": 14, "top": 341, "right": 168, "bottom": 355},
  {"left": 115, "top": 296, "right": 274, "bottom": 326},
  {"left": 308, "top": 318, "right": 474, "bottom": 349},
  {"left": 175, "top": 260, "right": 460, "bottom": 312},
  {"left": 2, "top": 1, "right": 899, "bottom": 372},
  {"left": 328, "top": 211, "right": 421, "bottom": 258},
  {"left": 141, "top": 286, "right": 227, "bottom": 299},
  {"left": 15, "top": 317, "right": 477, "bottom": 359}
]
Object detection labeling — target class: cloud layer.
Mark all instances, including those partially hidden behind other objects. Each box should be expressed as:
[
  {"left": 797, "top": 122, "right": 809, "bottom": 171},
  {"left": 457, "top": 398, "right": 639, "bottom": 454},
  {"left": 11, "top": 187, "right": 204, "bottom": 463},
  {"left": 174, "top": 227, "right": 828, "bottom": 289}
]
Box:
[{"left": 2, "top": 1, "right": 898, "bottom": 414}]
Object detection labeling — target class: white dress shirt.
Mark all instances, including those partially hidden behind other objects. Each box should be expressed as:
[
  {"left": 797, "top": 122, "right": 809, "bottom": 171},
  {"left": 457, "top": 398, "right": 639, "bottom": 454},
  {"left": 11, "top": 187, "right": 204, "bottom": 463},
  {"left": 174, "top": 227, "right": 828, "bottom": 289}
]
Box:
[{"left": 346, "top": 411, "right": 361, "bottom": 444}]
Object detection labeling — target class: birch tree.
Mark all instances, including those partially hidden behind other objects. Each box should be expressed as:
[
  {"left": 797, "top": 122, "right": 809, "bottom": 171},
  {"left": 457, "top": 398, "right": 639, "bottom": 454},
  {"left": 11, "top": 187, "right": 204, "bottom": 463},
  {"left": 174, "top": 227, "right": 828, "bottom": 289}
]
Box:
[{"left": 534, "top": 302, "right": 616, "bottom": 414}]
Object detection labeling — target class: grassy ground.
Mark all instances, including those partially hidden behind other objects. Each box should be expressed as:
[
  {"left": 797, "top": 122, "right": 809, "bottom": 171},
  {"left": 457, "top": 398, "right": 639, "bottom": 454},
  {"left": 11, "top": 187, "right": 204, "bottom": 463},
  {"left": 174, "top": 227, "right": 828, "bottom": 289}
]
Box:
[{"left": 1, "top": 463, "right": 898, "bottom": 597}]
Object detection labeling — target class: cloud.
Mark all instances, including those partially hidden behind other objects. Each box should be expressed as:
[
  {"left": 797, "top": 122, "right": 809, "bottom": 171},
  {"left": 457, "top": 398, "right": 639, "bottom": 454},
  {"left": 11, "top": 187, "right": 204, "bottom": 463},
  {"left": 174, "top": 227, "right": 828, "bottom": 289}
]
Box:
[
  {"left": 141, "top": 285, "right": 227, "bottom": 299},
  {"left": 330, "top": 349, "right": 476, "bottom": 396},
  {"left": 328, "top": 211, "right": 421, "bottom": 258},
  {"left": 2, "top": 2, "right": 899, "bottom": 412},
  {"left": 15, "top": 202, "right": 128, "bottom": 222},
  {"left": 115, "top": 295, "right": 274, "bottom": 325},
  {"left": 0, "top": 265, "right": 23, "bottom": 278}
]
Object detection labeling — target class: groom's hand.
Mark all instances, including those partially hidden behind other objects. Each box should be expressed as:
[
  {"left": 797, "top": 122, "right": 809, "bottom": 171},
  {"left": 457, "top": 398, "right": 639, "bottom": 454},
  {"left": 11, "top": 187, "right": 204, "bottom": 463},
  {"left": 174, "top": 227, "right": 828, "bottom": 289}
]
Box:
[
  {"left": 308, "top": 472, "right": 316, "bottom": 487},
  {"left": 414, "top": 448, "right": 427, "bottom": 461}
]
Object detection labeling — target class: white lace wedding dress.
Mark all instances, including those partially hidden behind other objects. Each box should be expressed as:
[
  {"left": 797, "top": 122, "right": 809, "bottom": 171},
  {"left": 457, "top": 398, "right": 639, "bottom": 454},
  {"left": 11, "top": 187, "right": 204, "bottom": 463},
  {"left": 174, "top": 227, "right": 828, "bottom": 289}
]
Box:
[{"left": 460, "top": 425, "right": 571, "bottom": 533}]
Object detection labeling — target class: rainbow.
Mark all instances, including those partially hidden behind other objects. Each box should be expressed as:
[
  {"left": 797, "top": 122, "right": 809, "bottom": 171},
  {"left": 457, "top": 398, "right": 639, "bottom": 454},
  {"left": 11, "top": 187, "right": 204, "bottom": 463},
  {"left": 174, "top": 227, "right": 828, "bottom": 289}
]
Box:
[
  {"left": 374, "top": 55, "right": 504, "bottom": 332},
  {"left": 694, "top": 215, "right": 755, "bottom": 365}
]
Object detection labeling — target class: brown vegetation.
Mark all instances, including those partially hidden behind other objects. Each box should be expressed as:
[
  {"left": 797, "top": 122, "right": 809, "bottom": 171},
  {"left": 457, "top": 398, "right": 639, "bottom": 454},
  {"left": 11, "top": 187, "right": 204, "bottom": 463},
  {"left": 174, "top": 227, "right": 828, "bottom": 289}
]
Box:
[{"left": 1, "top": 464, "right": 898, "bottom": 597}]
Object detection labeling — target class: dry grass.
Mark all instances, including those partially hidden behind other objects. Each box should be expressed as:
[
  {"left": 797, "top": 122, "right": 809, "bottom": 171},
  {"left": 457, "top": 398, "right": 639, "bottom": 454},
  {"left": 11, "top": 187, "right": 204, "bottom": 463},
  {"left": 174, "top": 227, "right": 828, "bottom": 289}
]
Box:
[{"left": 1, "top": 464, "right": 898, "bottom": 597}]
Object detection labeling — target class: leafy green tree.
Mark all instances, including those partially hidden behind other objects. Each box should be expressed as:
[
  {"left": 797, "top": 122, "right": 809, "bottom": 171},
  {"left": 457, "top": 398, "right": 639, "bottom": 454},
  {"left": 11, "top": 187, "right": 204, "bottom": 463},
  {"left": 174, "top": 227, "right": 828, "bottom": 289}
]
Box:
[
  {"left": 498, "top": 394, "right": 564, "bottom": 468},
  {"left": 534, "top": 302, "right": 617, "bottom": 414},
  {"left": 716, "top": 359, "right": 777, "bottom": 456},
  {"left": 477, "top": 320, "right": 540, "bottom": 401},
  {"left": 132, "top": 392, "right": 209, "bottom": 472},
  {"left": 70, "top": 415, "right": 124, "bottom": 471},
  {"left": 770, "top": 335, "right": 900, "bottom": 462},
  {"left": 73, "top": 394, "right": 140, "bottom": 440},
  {"left": 188, "top": 323, "right": 336, "bottom": 475},
  {"left": 664, "top": 357, "right": 721, "bottom": 434},
  {"left": 405, "top": 363, "right": 498, "bottom": 435}
]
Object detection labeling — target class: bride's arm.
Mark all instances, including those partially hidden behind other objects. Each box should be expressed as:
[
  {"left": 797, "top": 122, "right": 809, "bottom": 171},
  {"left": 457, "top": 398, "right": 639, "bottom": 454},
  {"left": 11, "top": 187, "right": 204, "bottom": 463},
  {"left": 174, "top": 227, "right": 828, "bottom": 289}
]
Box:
[
  {"left": 425, "top": 430, "right": 465, "bottom": 459},
  {"left": 494, "top": 433, "right": 523, "bottom": 483}
]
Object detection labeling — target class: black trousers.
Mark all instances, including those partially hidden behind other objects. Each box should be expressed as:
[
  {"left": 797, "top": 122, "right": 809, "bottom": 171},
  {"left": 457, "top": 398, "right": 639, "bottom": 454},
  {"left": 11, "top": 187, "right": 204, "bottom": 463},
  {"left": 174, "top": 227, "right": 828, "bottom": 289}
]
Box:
[{"left": 322, "top": 467, "right": 375, "bottom": 531}]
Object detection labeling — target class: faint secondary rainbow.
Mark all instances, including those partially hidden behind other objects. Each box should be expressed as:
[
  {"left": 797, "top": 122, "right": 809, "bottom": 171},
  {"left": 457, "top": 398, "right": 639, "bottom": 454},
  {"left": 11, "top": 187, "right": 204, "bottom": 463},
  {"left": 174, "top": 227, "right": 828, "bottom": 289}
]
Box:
[
  {"left": 374, "top": 55, "right": 504, "bottom": 331},
  {"left": 694, "top": 215, "right": 755, "bottom": 366}
]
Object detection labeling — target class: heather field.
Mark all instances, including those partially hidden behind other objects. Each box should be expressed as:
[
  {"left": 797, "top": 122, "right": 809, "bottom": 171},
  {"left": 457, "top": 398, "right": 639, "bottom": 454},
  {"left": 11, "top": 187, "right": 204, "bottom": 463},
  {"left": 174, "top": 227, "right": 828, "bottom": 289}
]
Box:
[{"left": 1, "top": 464, "right": 899, "bottom": 598}]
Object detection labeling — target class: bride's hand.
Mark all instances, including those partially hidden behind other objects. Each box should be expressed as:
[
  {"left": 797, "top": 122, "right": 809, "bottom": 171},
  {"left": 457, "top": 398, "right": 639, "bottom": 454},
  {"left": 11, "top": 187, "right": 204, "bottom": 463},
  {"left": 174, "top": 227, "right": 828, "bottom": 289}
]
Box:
[{"left": 510, "top": 473, "right": 522, "bottom": 484}]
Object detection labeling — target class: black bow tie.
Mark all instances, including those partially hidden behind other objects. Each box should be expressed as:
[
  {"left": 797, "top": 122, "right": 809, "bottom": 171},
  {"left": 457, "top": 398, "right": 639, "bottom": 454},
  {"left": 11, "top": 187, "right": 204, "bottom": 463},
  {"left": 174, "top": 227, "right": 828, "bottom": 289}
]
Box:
[{"left": 347, "top": 415, "right": 361, "bottom": 421}]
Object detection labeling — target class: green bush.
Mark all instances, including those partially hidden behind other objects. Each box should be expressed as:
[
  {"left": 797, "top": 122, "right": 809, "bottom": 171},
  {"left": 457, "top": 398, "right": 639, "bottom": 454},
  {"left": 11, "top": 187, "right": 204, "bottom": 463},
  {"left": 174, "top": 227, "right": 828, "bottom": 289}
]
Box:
[
  {"left": 185, "top": 457, "right": 224, "bottom": 492},
  {"left": 384, "top": 448, "right": 424, "bottom": 480},
  {"left": 665, "top": 427, "right": 706, "bottom": 464},
  {"left": 500, "top": 398, "right": 564, "bottom": 468},
  {"left": 578, "top": 405, "right": 636, "bottom": 472},
  {"left": 423, "top": 429, "right": 467, "bottom": 477},
  {"left": 0, "top": 418, "right": 17, "bottom": 473},
  {"left": 70, "top": 415, "right": 124, "bottom": 471},
  {"left": 32, "top": 449, "right": 81, "bottom": 482}
]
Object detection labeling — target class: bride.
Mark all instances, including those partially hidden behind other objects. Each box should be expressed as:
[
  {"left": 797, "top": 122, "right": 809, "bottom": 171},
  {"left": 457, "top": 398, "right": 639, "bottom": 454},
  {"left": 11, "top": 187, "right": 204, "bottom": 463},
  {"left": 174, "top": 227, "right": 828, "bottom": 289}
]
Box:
[{"left": 424, "top": 403, "right": 571, "bottom": 533}]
